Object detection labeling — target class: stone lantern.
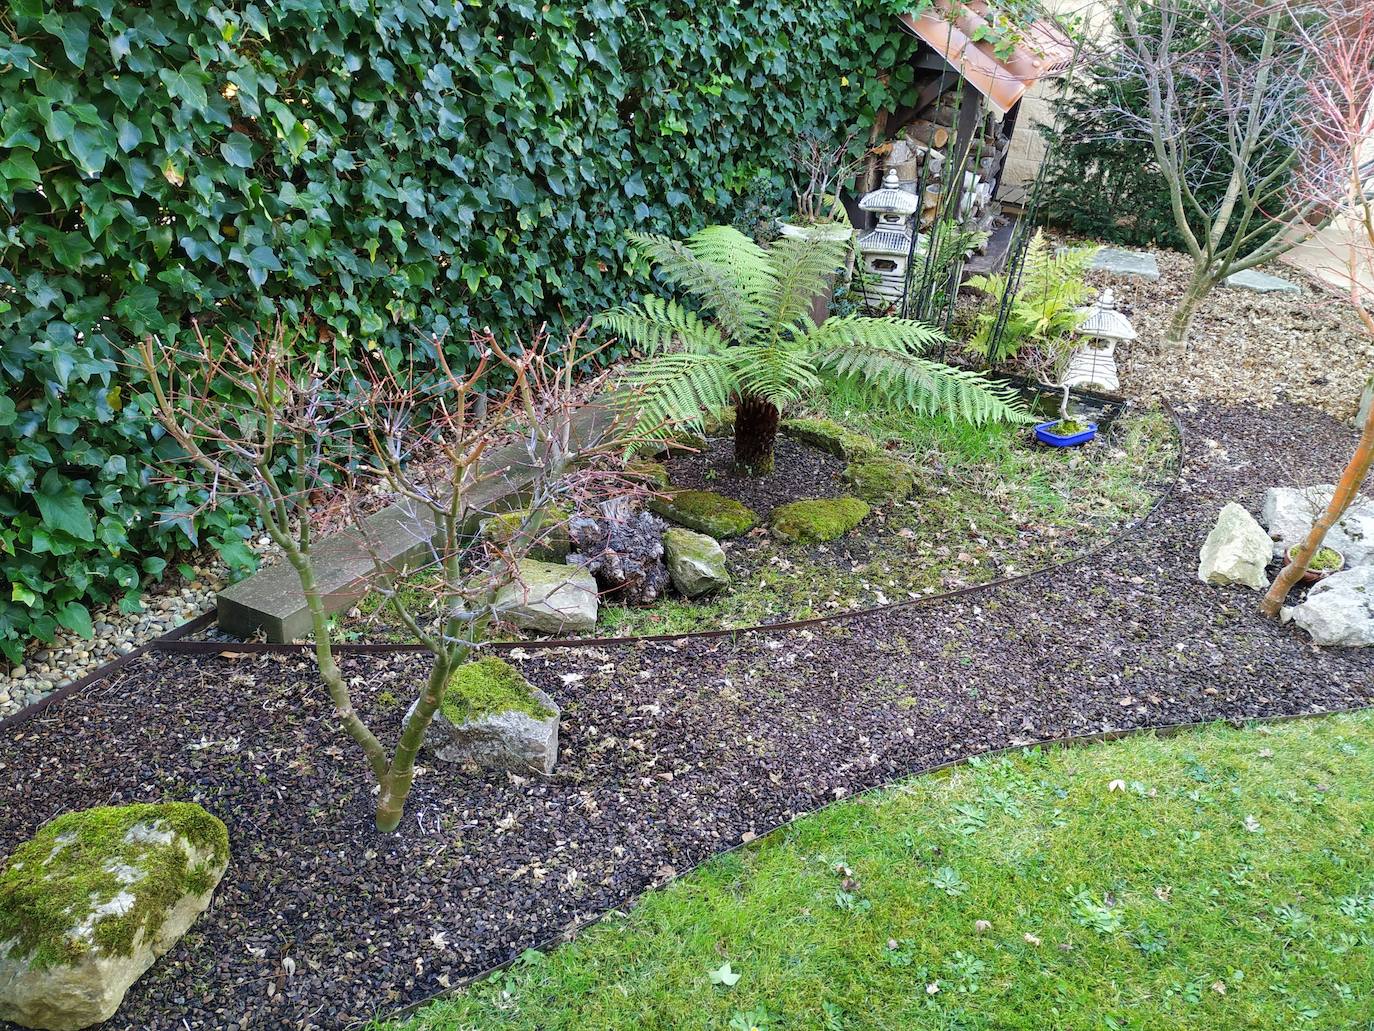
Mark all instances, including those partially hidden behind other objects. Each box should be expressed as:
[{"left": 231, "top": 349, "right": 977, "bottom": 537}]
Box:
[
  {"left": 856, "top": 169, "right": 923, "bottom": 308},
  {"left": 1064, "top": 288, "right": 1135, "bottom": 393}
]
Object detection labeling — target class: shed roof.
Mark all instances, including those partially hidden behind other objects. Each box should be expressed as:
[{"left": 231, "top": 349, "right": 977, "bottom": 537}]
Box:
[{"left": 897, "top": 0, "right": 1075, "bottom": 115}]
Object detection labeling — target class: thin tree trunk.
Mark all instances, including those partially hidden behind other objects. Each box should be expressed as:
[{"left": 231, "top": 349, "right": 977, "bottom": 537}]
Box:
[
  {"left": 1165, "top": 267, "right": 1213, "bottom": 344},
  {"left": 734, "top": 394, "right": 780, "bottom": 476},
  {"left": 1260, "top": 404, "right": 1374, "bottom": 617},
  {"left": 375, "top": 652, "right": 457, "bottom": 833}
]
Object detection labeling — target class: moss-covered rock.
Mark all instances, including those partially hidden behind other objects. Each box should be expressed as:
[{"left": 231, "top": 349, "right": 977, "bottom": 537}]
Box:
[
  {"left": 441, "top": 657, "right": 553, "bottom": 724},
  {"left": 649, "top": 490, "right": 758, "bottom": 539},
  {"left": 0, "top": 803, "right": 229, "bottom": 1029},
  {"left": 480, "top": 506, "right": 571, "bottom": 562},
  {"left": 780, "top": 418, "right": 877, "bottom": 460},
  {"left": 493, "top": 559, "right": 599, "bottom": 633},
  {"left": 626, "top": 460, "right": 672, "bottom": 490},
  {"left": 843, "top": 454, "right": 916, "bottom": 504},
  {"left": 662, "top": 527, "right": 729, "bottom": 597},
  {"left": 770, "top": 497, "right": 870, "bottom": 544},
  {"left": 432, "top": 658, "right": 560, "bottom": 774}
]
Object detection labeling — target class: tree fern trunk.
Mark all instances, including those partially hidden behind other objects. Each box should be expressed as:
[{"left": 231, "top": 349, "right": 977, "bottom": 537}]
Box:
[{"left": 734, "top": 395, "right": 779, "bottom": 476}]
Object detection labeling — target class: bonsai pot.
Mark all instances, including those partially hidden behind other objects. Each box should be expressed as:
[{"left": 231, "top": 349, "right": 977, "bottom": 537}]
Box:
[
  {"left": 1034, "top": 419, "right": 1097, "bottom": 447},
  {"left": 1282, "top": 544, "right": 1346, "bottom": 584}
]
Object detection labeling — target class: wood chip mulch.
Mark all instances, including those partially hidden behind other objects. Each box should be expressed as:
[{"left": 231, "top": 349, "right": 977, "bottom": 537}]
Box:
[{"left": 2, "top": 403, "right": 1372, "bottom": 1031}]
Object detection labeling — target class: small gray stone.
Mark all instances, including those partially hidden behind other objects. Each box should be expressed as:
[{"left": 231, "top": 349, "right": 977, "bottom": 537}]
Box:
[
  {"left": 426, "top": 687, "right": 561, "bottom": 775},
  {"left": 1090, "top": 248, "right": 1160, "bottom": 281},
  {"left": 1197, "top": 502, "right": 1272, "bottom": 590},
  {"left": 1262, "top": 485, "right": 1374, "bottom": 565},
  {"left": 1282, "top": 564, "right": 1374, "bottom": 646},
  {"left": 10, "top": 664, "right": 25, "bottom": 679},
  {"left": 493, "top": 560, "right": 599, "bottom": 633},
  {"left": 1222, "top": 268, "right": 1300, "bottom": 294},
  {"left": 663, "top": 528, "right": 729, "bottom": 598}
]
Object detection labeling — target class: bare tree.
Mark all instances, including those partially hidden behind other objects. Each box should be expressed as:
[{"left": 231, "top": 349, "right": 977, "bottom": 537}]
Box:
[
  {"left": 139, "top": 323, "right": 638, "bottom": 831},
  {"left": 1103, "top": 0, "right": 1343, "bottom": 342},
  {"left": 1261, "top": 0, "right": 1374, "bottom": 616}
]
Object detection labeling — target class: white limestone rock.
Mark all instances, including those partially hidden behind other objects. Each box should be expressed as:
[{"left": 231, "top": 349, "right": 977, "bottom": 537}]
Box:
[
  {"left": 0, "top": 804, "right": 229, "bottom": 1031},
  {"left": 1282, "top": 564, "right": 1374, "bottom": 646},
  {"left": 1197, "top": 502, "right": 1273, "bottom": 590},
  {"left": 1262, "top": 485, "right": 1374, "bottom": 566}
]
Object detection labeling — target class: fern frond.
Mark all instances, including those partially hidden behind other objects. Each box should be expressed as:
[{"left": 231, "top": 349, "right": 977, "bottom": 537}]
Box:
[
  {"left": 757, "top": 234, "right": 850, "bottom": 337},
  {"left": 626, "top": 230, "right": 770, "bottom": 342},
  {"left": 819, "top": 336, "right": 1031, "bottom": 426},
  {"left": 594, "top": 298, "right": 725, "bottom": 357},
  {"left": 803, "top": 314, "right": 947, "bottom": 357},
  {"left": 619, "top": 351, "right": 735, "bottom": 438},
  {"left": 726, "top": 343, "right": 820, "bottom": 409}
]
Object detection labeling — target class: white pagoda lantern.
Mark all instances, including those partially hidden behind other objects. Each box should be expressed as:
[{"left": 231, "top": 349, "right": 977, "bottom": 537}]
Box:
[
  {"left": 1064, "top": 288, "right": 1136, "bottom": 394},
  {"left": 856, "top": 169, "right": 923, "bottom": 308}
]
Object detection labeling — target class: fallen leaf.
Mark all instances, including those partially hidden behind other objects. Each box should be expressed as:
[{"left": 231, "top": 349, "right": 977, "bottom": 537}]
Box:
[{"left": 708, "top": 962, "right": 741, "bottom": 987}]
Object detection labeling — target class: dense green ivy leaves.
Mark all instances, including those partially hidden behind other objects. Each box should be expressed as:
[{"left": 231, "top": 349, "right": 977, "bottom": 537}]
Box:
[{"left": 0, "top": 0, "right": 919, "bottom": 661}]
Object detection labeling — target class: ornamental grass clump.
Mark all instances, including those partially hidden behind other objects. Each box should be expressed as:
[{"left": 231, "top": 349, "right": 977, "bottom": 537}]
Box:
[{"left": 597, "top": 226, "right": 1027, "bottom": 477}]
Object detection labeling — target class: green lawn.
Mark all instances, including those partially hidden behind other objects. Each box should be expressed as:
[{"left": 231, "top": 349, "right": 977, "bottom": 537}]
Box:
[{"left": 385, "top": 711, "right": 1374, "bottom": 1031}]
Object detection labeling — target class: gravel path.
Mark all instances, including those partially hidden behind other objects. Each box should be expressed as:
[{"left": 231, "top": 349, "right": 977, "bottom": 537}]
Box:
[
  {"left": 1089, "top": 249, "right": 1373, "bottom": 421},
  {"left": 2, "top": 402, "right": 1372, "bottom": 1031}
]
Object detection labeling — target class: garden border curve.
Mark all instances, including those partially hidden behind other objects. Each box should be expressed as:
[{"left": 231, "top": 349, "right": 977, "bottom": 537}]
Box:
[
  {"left": 1, "top": 402, "right": 1184, "bottom": 734},
  {"left": 372, "top": 700, "right": 1374, "bottom": 1028}
]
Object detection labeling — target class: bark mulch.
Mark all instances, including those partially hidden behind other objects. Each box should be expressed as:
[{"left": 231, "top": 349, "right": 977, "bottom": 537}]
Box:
[
  {"left": 2, "top": 402, "right": 1372, "bottom": 1031},
  {"left": 661, "top": 434, "right": 848, "bottom": 516}
]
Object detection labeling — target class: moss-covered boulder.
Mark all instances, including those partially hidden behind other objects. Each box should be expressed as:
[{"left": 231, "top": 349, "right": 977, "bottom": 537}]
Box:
[
  {"left": 493, "top": 559, "right": 599, "bottom": 634},
  {"left": 429, "top": 658, "right": 560, "bottom": 774},
  {"left": 843, "top": 454, "right": 916, "bottom": 504},
  {"left": 779, "top": 418, "right": 877, "bottom": 460},
  {"left": 650, "top": 490, "right": 758, "bottom": 539},
  {"left": 770, "top": 497, "right": 870, "bottom": 544},
  {"left": 0, "top": 803, "right": 229, "bottom": 1030},
  {"left": 626, "top": 460, "right": 672, "bottom": 490},
  {"left": 480, "top": 506, "right": 571, "bottom": 562},
  {"left": 662, "top": 528, "right": 729, "bottom": 598}
]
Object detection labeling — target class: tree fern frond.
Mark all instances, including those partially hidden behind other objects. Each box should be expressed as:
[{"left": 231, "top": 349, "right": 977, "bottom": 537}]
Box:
[
  {"left": 821, "top": 341, "right": 1032, "bottom": 426},
  {"left": 757, "top": 234, "right": 850, "bottom": 337},
  {"left": 726, "top": 343, "right": 820, "bottom": 409},
  {"left": 620, "top": 351, "right": 735, "bottom": 437},
  {"left": 594, "top": 299, "right": 725, "bottom": 356},
  {"left": 626, "top": 232, "right": 769, "bottom": 341},
  {"left": 804, "top": 314, "right": 948, "bottom": 357}
]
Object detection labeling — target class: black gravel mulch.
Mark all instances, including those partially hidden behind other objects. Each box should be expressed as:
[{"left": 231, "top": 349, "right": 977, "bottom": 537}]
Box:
[
  {"left": 2, "top": 401, "right": 1373, "bottom": 1031},
  {"left": 662, "top": 434, "right": 848, "bottom": 515}
]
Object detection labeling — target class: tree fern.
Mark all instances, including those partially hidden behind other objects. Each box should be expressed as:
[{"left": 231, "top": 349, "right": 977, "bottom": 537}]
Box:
[{"left": 595, "top": 225, "right": 1030, "bottom": 471}]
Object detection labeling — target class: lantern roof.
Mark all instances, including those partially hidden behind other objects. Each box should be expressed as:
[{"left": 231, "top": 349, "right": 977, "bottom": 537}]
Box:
[
  {"left": 859, "top": 170, "right": 920, "bottom": 216},
  {"left": 1075, "top": 288, "right": 1137, "bottom": 341}
]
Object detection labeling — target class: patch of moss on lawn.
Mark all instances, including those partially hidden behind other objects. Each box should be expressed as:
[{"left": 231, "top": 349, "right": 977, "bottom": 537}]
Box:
[
  {"left": 842, "top": 453, "right": 916, "bottom": 504},
  {"left": 771, "top": 497, "right": 870, "bottom": 544},
  {"left": 0, "top": 803, "right": 229, "bottom": 971},
  {"left": 780, "top": 418, "right": 878, "bottom": 459},
  {"left": 441, "top": 657, "right": 552, "bottom": 725},
  {"left": 650, "top": 489, "right": 758, "bottom": 538}
]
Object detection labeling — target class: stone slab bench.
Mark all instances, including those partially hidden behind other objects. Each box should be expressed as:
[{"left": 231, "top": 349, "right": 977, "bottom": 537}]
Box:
[{"left": 216, "top": 406, "right": 612, "bottom": 642}]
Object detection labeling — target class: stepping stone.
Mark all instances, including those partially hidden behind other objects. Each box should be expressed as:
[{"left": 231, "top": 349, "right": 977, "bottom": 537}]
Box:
[
  {"left": 1223, "top": 268, "right": 1300, "bottom": 295},
  {"left": 1089, "top": 248, "right": 1160, "bottom": 281},
  {"left": 217, "top": 406, "right": 613, "bottom": 642}
]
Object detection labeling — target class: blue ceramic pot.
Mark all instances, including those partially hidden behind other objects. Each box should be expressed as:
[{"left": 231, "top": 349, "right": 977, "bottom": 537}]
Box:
[{"left": 1034, "top": 420, "right": 1097, "bottom": 447}]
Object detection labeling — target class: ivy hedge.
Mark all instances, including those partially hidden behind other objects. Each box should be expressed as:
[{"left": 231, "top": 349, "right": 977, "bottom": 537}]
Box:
[{"left": 0, "top": 0, "right": 921, "bottom": 662}]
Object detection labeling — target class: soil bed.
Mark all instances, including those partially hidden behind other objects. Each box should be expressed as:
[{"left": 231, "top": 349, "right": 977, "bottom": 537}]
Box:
[
  {"left": 661, "top": 436, "right": 847, "bottom": 515},
  {"left": 1, "top": 402, "right": 1371, "bottom": 1030}
]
